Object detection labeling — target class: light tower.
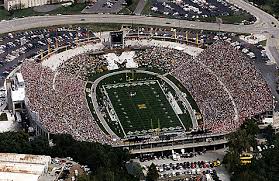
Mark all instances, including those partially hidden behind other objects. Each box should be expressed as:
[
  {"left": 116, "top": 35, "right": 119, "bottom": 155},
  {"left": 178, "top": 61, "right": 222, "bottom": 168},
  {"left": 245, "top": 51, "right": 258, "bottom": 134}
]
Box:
[
  {"left": 196, "top": 33, "right": 199, "bottom": 47},
  {"left": 185, "top": 31, "right": 188, "bottom": 44},
  {"left": 40, "top": 49, "right": 44, "bottom": 60},
  {"left": 47, "top": 40, "right": 51, "bottom": 55},
  {"left": 87, "top": 31, "right": 90, "bottom": 43},
  {"left": 75, "top": 31, "right": 79, "bottom": 46},
  {"left": 55, "top": 37, "right": 59, "bottom": 49}
]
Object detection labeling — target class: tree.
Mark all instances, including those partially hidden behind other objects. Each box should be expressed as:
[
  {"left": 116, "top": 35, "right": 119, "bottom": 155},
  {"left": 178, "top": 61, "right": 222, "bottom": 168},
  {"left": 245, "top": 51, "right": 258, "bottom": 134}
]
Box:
[
  {"left": 77, "top": 175, "right": 91, "bottom": 181},
  {"left": 30, "top": 136, "right": 50, "bottom": 155},
  {"left": 224, "top": 117, "right": 279, "bottom": 181},
  {"left": 126, "top": 0, "right": 133, "bottom": 6},
  {"left": 263, "top": 125, "right": 274, "bottom": 145},
  {"left": 227, "top": 119, "right": 259, "bottom": 154},
  {"left": 272, "top": 0, "right": 279, "bottom": 13},
  {"left": 227, "top": 129, "right": 252, "bottom": 153},
  {"left": 0, "top": 132, "right": 137, "bottom": 181},
  {"left": 231, "top": 170, "right": 267, "bottom": 181},
  {"left": 223, "top": 150, "right": 241, "bottom": 173},
  {"left": 126, "top": 161, "right": 144, "bottom": 179},
  {"left": 0, "top": 131, "right": 31, "bottom": 153},
  {"left": 146, "top": 163, "right": 159, "bottom": 181},
  {"left": 241, "top": 119, "right": 259, "bottom": 136}
]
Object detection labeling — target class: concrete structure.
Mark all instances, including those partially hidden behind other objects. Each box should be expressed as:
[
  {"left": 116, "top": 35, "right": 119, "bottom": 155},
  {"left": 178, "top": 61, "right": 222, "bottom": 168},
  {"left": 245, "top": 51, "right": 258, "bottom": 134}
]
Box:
[
  {"left": 4, "top": 0, "right": 71, "bottom": 11},
  {"left": 0, "top": 112, "right": 20, "bottom": 132},
  {"left": 4, "top": 0, "right": 48, "bottom": 11},
  {"left": 10, "top": 73, "right": 25, "bottom": 113},
  {"left": 15, "top": 73, "right": 24, "bottom": 87},
  {"left": 262, "top": 117, "right": 273, "bottom": 124},
  {"left": 0, "top": 153, "right": 51, "bottom": 181},
  {"left": 120, "top": 133, "right": 227, "bottom": 155}
]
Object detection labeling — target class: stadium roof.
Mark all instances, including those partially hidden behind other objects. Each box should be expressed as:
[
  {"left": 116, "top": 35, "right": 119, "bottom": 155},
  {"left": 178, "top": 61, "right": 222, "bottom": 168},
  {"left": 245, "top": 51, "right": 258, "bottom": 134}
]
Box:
[
  {"left": 0, "top": 153, "right": 51, "bottom": 165},
  {"left": 0, "top": 172, "right": 39, "bottom": 181},
  {"left": 0, "top": 153, "right": 51, "bottom": 181}
]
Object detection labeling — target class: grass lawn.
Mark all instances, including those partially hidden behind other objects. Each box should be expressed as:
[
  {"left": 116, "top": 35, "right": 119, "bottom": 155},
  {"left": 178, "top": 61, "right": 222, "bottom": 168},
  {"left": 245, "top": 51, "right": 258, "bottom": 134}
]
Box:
[
  {"left": 0, "top": 7, "right": 43, "bottom": 20},
  {"left": 119, "top": 7, "right": 132, "bottom": 14},
  {"left": 12, "top": 8, "right": 43, "bottom": 17},
  {"left": 0, "top": 22, "right": 122, "bottom": 36},
  {"left": 128, "top": 0, "right": 140, "bottom": 13},
  {"left": 0, "top": 3, "right": 85, "bottom": 21},
  {"left": 79, "top": 23, "right": 122, "bottom": 32},
  {"left": 105, "top": 80, "right": 182, "bottom": 134},
  {"left": 198, "top": 12, "right": 254, "bottom": 24},
  {"left": 119, "top": 0, "right": 140, "bottom": 14},
  {"left": 142, "top": 0, "right": 151, "bottom": 15},
  {"left": 0, "top": 7, "right": 10, "bottom": 20},
  {"left": 49, "top": 3, "right": 86, "bottom": 15},
  {"left": 249, "top": 1, "right": 279, "bottom": 17},
  {"left": 259, "top": 40, "right": 267, "bottom": 46},
  {"left": 261, "top": 4, "right": 274, "bottom": 15}
]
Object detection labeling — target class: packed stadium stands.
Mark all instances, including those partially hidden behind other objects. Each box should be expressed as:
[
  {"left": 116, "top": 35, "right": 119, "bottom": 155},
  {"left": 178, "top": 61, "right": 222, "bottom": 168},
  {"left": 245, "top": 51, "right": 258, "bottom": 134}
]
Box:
[{"left": 20, "top": 40, "right": 273, "bottom": 144}]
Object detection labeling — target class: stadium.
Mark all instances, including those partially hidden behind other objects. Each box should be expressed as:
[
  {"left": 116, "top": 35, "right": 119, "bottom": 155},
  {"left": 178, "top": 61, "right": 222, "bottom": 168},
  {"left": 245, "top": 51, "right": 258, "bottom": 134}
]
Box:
[{"left": 19, "top": 28, "right": 273, "bottom": 154}]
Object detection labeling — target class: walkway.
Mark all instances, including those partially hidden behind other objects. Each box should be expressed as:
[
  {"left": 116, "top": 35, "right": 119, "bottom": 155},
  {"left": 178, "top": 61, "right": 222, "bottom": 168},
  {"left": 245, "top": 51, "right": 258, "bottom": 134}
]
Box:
[{"left": 133, "top": 0, "right": 146, "bottom": 15}]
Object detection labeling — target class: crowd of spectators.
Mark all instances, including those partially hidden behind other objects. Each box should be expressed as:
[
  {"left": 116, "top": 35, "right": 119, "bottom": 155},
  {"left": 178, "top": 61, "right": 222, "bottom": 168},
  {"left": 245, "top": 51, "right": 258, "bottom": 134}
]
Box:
[
  {"left": 58, "top": 53, "right": 107, "bottom": 80},
  {"left": 134, "top": 47, "right": 191, "bottom": 73},
  {"left": 21, "top": 60, "right": 112, "bottom": 144},
  {"left": 172, "top": 57, "right": 238, "bottom": 133},
  {"left": 196, "top": 41, "right": 273, "bottom": 131},
  {"left": 172, "top": 41, "right": 272, "bottom": 133},
  {"left": 20, "top": 40, "right": 273, "bottom": 143},
  {"left": 58, "top": 46, "right": 191, "bottom": 78}
]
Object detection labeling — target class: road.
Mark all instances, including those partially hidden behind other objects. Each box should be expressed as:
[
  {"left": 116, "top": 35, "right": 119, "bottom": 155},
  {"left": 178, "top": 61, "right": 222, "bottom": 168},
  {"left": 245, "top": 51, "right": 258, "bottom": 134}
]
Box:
[
  {"left": 0, "top": 0, "right": 277, "bottom": 36},
  {"left": 226, "top": 0, "right": 279, "bottom": 67},
  {"left": 0, "top": 14, "right": 275, "bottom": 35},
  {"left": 0, "top": 0, "right": 278, "bottom": 63},
  {"left": 227, "top": 0, "right": 279, "bottom": 28},
  {"left": 0, "top": 0, "right": 278, "bottom": 46}
]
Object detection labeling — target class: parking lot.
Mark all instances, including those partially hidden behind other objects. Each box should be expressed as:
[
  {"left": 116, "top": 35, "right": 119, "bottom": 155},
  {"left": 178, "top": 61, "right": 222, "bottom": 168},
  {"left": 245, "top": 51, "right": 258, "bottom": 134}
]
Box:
[
  {"left": 39, "top": 157, "right": 91, "bottom": 181},
  {"left": 147, "top": 0, "right": 255, "bottom": 23},
  {"left": 134, "top": 149, "right": 230, "bottom": 181},
  {"left": 0, "top": 27, "right": 94, "bottom": 87},
  {"left": 82, "top": 0, "right": 126, "bottom": 14}
]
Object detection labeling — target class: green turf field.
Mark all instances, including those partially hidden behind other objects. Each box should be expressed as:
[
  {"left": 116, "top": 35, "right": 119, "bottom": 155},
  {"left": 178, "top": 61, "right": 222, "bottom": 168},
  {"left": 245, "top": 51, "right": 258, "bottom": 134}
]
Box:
[{"left": 104, "top": 80, "right": 184, "bottom": 135}]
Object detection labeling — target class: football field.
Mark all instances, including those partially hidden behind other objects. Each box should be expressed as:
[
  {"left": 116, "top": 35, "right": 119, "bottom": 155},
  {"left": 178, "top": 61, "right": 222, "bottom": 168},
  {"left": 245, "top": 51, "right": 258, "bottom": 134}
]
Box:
[{"left": 104, "top": 80, "right": 184, "bottom": 135}]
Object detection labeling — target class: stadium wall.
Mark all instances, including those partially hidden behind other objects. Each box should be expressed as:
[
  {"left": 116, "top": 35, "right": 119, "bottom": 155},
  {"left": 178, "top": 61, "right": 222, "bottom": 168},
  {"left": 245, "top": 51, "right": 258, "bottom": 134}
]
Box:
[{"left": 25, "top": 97, "right": 50, "bottom": 140}]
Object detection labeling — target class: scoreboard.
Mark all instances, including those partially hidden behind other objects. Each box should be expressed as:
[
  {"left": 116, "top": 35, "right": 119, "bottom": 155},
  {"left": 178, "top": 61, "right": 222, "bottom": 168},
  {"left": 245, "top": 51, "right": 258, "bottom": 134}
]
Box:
[{"left": 110, "top": 31, "right": 124, "bottom": 48}]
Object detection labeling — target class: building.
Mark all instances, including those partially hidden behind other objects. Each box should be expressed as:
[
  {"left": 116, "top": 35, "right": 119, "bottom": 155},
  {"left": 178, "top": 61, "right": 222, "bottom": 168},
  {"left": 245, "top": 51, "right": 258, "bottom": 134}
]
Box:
[
  {"left": 0, "top": 112, "right": 20, "bottom": 132},
  {"left": 0, "top": 153, "right": 51, "bottom": 181},
  {"left": 7, "top": 73, "right": 26, "bottom": 113},
  {"left": 4, "top": 0, "right": 47, "bottom": 10},
  {"left": 4, "top": 0, "right": 73, "bottom": 10}
]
